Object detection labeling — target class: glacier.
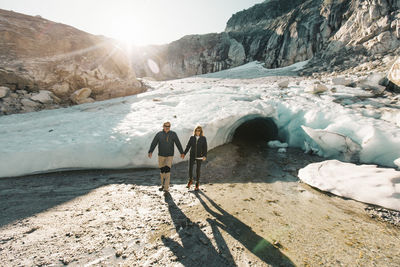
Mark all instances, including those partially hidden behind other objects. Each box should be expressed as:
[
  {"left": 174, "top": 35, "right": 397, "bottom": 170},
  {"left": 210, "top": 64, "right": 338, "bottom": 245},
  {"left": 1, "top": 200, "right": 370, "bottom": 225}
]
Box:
[{"left": 1, "top": 61, "right": 400, "bottom": 210}]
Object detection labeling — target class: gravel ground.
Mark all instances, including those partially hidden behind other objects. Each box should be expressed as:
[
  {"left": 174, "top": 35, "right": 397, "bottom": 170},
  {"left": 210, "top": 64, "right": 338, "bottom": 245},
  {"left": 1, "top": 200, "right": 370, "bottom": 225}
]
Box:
[{"left": 1, "top": 143, "right": 399, "bottom": 266}]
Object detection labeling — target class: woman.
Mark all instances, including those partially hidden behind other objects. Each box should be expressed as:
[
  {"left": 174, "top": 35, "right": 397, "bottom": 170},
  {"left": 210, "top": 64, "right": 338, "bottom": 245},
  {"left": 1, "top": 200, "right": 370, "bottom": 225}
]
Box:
[{"left": 184, "top": 126, "right": 207, "bottom": 191}]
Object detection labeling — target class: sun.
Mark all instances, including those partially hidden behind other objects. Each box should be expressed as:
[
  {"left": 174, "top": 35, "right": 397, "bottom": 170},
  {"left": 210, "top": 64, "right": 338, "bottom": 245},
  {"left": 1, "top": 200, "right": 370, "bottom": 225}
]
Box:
[{"left": 112, "top": 24, "right": 144, "bottom": 47}]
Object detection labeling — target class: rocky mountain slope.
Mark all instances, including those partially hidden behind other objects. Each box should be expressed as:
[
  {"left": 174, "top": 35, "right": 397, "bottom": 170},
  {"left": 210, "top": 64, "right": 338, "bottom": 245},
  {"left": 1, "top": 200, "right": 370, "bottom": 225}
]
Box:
[
  {"left": 132, "top": 0, "right": 399, "bottom": 80},
  {"left": 1, "top": 1, "right": 399, "bottom": 115},
  {"left": 0, "top": 9, "right": 144, "bottom": 115}
]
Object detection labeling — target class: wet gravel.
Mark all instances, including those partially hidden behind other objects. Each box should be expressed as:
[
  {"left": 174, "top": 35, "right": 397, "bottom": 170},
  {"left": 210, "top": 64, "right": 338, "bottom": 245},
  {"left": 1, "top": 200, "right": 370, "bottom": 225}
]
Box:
[{"left": 365, "top": 206, "right": 400, "bottom": 227}]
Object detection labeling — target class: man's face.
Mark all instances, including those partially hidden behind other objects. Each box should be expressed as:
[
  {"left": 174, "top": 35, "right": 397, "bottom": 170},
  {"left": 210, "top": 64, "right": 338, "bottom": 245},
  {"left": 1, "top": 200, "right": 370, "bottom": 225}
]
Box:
[{"left": 163, "top": 123, "right": 171, "bottom": 133}]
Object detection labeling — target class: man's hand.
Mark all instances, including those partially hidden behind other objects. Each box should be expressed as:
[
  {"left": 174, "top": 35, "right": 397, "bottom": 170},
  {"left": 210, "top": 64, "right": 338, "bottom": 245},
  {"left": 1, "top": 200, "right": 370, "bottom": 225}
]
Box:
[
  {"left": 148, "top": 153, "right": 152, "bottom": 158},
  {"left": 181, "top": 154, "right": 185, "bottom": 159}
]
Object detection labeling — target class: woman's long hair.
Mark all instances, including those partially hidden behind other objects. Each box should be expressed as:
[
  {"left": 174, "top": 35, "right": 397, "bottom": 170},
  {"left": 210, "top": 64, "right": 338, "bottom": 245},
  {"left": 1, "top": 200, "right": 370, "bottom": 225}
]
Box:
[{"left": 193, "top": 126, "right": 204, "bottom": 136}]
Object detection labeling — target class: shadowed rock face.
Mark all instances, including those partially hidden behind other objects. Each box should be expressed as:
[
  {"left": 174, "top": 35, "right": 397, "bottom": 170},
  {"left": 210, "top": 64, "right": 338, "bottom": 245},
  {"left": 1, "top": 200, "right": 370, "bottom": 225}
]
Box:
[
  {"left": 131, "top": 33, "right": 245, "bottom": 80},
  {"left": 132, "top": 0, "right": 400, "bottom": 80},
  {"left": 0, "top": 9, "right": 144, "bottom": 103}
]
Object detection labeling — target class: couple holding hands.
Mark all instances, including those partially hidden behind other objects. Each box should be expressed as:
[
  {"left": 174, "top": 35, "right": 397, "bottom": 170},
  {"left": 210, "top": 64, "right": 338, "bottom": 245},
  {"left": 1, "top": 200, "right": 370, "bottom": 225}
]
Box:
[{"left": 148, "top": 122, "right": 207, "bottom": 193}]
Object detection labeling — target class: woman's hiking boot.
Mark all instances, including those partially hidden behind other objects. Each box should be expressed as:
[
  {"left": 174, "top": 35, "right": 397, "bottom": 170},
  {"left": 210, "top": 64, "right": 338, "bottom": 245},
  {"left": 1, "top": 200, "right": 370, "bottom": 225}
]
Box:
[
  {"left": 194, "top": 182, "right": 199, "bottom": 191},
  {"left": 186, "top": 179, "right": 193, "bottom": 189}
]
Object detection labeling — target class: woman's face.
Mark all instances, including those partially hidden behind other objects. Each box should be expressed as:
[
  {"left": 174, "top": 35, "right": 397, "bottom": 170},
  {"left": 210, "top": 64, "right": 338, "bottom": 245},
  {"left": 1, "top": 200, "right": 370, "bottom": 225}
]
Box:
[{"left": 195, "top": 129, "right": 201, "bottom": 136}]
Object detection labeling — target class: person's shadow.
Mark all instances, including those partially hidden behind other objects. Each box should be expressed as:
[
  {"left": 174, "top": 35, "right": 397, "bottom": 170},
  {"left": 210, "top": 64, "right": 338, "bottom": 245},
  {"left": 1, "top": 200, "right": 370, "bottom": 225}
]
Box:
[
  {"left": 195, "top": 191, "right": 295, "bottom": 266},
  {"left": 162, "top": 193, "right": 237, "bottom": 266}
]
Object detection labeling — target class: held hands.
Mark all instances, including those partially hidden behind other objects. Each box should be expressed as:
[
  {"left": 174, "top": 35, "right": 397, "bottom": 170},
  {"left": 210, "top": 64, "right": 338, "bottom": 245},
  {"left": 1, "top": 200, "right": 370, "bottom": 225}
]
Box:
[
  {"left": 149, "top": 153, "right": 185, "bottom": 159},
  {"left": 203, "top": 157, "right": 206, "bottom": 161}
]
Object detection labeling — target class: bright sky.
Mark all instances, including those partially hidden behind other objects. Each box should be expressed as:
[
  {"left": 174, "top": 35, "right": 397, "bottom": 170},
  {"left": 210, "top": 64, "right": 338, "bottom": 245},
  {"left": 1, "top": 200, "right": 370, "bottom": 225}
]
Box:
[{"left": 0, "top": 0, "right": 264, "bottom": 46}]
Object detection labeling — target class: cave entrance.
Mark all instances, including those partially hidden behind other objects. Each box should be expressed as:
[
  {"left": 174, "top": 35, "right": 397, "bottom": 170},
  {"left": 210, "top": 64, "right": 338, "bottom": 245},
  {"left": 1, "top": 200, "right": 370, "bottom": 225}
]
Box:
[{"left": 232, "top": 117, "right": 278, "bottom": 144}]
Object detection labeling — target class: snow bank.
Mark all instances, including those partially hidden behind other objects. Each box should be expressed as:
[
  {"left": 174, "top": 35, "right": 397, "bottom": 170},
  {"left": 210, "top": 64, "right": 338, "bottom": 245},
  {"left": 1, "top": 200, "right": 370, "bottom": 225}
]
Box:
[
  {"left": 298, "top": 160, "right": 400, "bottom": 211},
  {"left": 1, "top": 61, "right": 400, "bottom": 178},
  {"left": 199, "top": 60, "right": 308, "bottom": 79}
]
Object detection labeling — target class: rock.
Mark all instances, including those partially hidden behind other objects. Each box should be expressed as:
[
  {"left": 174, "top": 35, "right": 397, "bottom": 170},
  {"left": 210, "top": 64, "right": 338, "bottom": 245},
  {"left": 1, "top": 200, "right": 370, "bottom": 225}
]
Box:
[
  {"left": 0, "top": 86, "right": 10, "bottom": 98},
  {"left": 228, "top": 38, "right": 246, "bottom": 66},
  {"left": 278, "top": 80, "right": 289, "bottom": 88},
  {"left": 312, "top": 83, "right": 328, "bottom": 94},
  {"left": 16, "top": 89, "right": 28, "bottom": 95},
  {"left": 30, "top": 90, "right": 53, "bottom": 104},
  {"left": 357, "top": 73, "right": 387, "bottom": 94},
  {"left": 70, "top": 88, "right": 92, "bottom": 104},
  {"left": 332, "top": 77, "right": 353, "bottom": 86},
  {"left": 388, "top": 57, "right": 400, "bottom": 87},
  {"left": 52, "top": 83, "right": 70, "bottom": 98},
  {"left": 278, "top": 148, "right": 287, "bottom": 153},
  {"left": 78, "top": 97, "right": 95, "bottom": 104},
  {"left": 21, "top": 98, "right": 40, "bottom": 108}
]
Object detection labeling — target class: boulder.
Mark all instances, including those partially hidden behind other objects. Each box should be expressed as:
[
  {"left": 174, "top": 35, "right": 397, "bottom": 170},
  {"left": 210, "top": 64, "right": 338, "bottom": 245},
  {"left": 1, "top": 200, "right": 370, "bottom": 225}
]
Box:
[
  {"left": 0, "top": 86, "right": 10, "bottom": 98},
  {"left": 332, "top": 77, "right": 353, "bottom": 86},
  {"left": 30, "top": 90, "right": 53, "bottom": 104},
  {"left": 70, "top": 88, "right": 92, "bottom": 104},
  {"left": 21, "top": 98, "right": 40, "bottom": 108},
  {"left": 388, "top": 57, "right": 400, "bottom": 87},
  {"left": 78, "top": 97, "right": 95, "bottom": 104},
  {"left": 312, "top": 83, "right": 328, "bottom": 94},
  {"left": 357, "top": 73, "right": 387, "bottom": 94},
  {"left": 278, "top": 80, "right": 289, "bottom": 88},
  {"left": 52, "top": 83, "right": 71, "bottom": 98}
]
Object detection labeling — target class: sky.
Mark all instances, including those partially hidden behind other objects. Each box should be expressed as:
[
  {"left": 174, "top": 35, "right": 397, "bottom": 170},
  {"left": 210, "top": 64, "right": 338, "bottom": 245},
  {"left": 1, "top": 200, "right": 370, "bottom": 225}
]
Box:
[{"left": 0, "top": 0, "right": 264, "bottom": 46}]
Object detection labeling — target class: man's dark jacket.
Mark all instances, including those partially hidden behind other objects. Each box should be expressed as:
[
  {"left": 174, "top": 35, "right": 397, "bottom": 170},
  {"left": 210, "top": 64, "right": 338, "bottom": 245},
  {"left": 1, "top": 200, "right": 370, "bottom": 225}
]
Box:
[
  {"left": 148, "top": 130, "right": 184, "bottom": 156},
  {"left": 184, "top": 136, "right": 207, "bottom": 160}
]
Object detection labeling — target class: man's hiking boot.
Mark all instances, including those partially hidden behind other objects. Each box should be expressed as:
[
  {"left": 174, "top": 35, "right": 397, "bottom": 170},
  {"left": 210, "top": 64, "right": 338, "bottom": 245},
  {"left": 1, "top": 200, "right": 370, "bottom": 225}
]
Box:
[
  {"left": 159, "top": 186, "right": 164, "bottom": 191},
  {"left": 186, "top": 179, "right": 193, "bottom": 189},
  {"left": 194, "top": 182, "right": 199, "bottom": 191}
]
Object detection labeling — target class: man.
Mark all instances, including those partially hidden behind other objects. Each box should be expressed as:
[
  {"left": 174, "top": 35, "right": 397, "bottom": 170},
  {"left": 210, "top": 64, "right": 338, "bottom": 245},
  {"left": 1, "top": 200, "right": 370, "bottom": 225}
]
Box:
[{"left": 148, "top": 122, "right": 185, "bottom": 193}]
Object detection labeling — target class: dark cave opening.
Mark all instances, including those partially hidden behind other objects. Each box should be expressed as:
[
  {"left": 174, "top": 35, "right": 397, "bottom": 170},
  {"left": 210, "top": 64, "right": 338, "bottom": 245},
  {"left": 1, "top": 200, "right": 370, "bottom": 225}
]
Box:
[{"left": 232, "top": 117, "right": 279, "bottom": 144}]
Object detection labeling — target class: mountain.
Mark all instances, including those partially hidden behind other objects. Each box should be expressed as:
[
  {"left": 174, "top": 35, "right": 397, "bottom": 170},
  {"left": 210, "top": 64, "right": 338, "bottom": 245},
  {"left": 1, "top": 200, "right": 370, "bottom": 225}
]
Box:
[
  {"left": 131, "top": 0, "right": 400, "bottom": 80},
  {"left": 0, "top": 9, "right": 144, "bottom": 115}
]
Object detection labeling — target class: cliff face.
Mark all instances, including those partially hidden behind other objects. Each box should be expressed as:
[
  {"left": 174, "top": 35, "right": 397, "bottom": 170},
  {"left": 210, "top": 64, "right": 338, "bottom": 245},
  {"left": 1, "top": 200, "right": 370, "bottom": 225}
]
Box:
[
  {"left": 132, "top": 0, "right": 400, "bottom": 80},
  {"left": 0, "top": 9, "right": 144, "bottom": 114},
  {"left": 131, "top": 33, "right": 246, "bottom": 80},
  {"left": 306, "top": 0, "right": 400, "bottom": 74},
  {"left": 225, "top": 0, "right": 350, "bottom": 67}
]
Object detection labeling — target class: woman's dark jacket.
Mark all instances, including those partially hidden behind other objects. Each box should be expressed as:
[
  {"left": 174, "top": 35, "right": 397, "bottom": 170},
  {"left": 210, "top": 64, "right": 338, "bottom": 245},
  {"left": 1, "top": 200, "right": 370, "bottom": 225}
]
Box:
[{"left": 184, "top": 136, "right": 207, "bottom": 159}]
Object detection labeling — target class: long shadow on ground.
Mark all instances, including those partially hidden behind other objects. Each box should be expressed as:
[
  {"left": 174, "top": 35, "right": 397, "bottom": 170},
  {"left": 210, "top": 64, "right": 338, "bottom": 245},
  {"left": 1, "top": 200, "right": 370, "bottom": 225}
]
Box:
[
  {"left": 195, "top": 191, "right": 295, "bottom": 266},
  {"left": 162, "top": 193, "right": 236, "bottom": 266}
]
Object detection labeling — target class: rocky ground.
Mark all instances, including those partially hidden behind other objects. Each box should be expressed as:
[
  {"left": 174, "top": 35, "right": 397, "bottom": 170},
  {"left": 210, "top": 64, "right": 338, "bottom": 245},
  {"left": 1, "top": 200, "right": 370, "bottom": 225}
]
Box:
[{"left": 1, "top": 142, "right": 399, "bottom": 266}]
